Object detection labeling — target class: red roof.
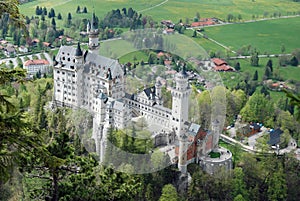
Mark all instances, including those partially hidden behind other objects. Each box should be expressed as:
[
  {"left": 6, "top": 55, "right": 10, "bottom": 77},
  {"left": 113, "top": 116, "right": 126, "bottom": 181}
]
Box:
[
  {"left": 43, "top": 42, "right": 51, "bottom": 47},
  {"left": 24, "top": 59, "right": 49, "bottom": 66},
  {"left": 191, "top": 18, "right": 216, "bottom": 27},
  {"left": 214, "top": 65, "right": 234, "bottom": 71},
  {"left": 32, "top": 38, "right": 40, "bottom": 43},
  {"left": 164, "top": 60, "right": 172, "bottom": 66},
  {"left": 212, "top": 58, "right": 227, "bottom": 66},
  {"left": 157, "top": 52, "right": 165, "bottom": 58}
]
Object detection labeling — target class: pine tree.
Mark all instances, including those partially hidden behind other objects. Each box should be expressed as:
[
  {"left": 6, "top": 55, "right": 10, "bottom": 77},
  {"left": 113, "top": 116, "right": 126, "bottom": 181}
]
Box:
[
  {"left": 57, "top": 13, "right": 62, "bottom": 20},
  {"left": 192, "top": 30, "right": 197, "bottom": 37},
  {"left": 290, "top": 56, "right": 299, "bottom": 66},
  {"left": 83, "top": 7, "right": 87, "bottom": 13},
  {"left": 235, "top": 62, "right": 241, "bottom": 71},
  {"left": 266, "top": 59, "right": 273, "bottom": 72},
  {"left": 50, "top": 8, "right": 55, "bottom": 18},
  {"left": 43, "top": 7, "right": 47, "bottom": 15},
  {"left": 76, "top": 5, "right": 80, "bottom": 13},
  {"left": 253, "top": 70, "right": 258, "bottom": 81},
  {"left": 51, "top": 18, "right": 56, "bottom": 27},
  {"left": 35, "top": 6, "right": 40, "bottom": 15},
  {"left": 263, "top": 66, "right": 272, "bottom": 80},
  {"left": 250, "top": 51, "right": 259, "bottom": 66},
  {"left": 67, "top": 12, "right": 72, "bottom": 20}
]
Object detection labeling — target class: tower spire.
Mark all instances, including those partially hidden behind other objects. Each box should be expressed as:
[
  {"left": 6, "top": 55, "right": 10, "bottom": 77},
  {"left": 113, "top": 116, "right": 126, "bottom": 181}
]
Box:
[
  {"left": 88, "top": 11, "right": 100, "bottom": 53},
  {"left": 75, "top": 42, "right": 83, "bottom": 57}
]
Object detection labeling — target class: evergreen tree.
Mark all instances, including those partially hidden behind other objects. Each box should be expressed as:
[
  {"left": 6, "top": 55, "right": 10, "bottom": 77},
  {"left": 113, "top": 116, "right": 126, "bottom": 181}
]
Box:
[
  {"left": 250, "top": 51, "right": 259, "bottom": 66},
  {"left": 51, "top": 18, "right": 56, "bottom": 27},
  {"left": 266, "top": 59, "right": 273, "bottom": 72},
  {"left": 76, "top": 5, "right": 80, "bottom": 13},
  {"left": 41, "top": 13, "right": 45, "bottom": 21},
  {"left": 290, "top": 56, "right": 299, "bottom": 66},
  {"left": 67, "top": 12, "right": 72, "bottom": 20},
  {"left": 192, "top": 30, "right": 197, "bottom": 37},
  {"left": 263, "top": 66, "right": 272, "bottom": 80},
  {"left": 57, "top": 13, "right": 62, "bottom": 20},
  {"left": 83, "top": 7, "right": 87, "bottom": 13},
  {"left": 43, "top": 7, "right": 47, "bottom": 15},
  {"left": 253, "top": 70, "right": 258, "bottom": 81},
  {"left": 50, "top": 8, "right": 55, "bottom": 18},
  {"left": 235, "top": 62, "right": 241, "bottom": 71},
  {"left": 260, "top": 86, "right": 270, "bottom": 97}
]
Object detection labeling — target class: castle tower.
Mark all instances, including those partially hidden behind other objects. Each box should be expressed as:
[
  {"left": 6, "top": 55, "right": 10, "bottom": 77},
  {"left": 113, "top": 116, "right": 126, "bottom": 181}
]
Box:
[
  {"left": 212, "top": 119, "right": 220, "bottom": 152},
  {"left": 155, "top": 80, "right": 162, "bottom": 105},
  {"left": 74, "top": 42, "right": 83, "bottom": 65},
  {"left": 88, "top": 12, "right": 99, "bottom": 53},
  {"left": 171, "top": 65, "right": 191, "bottom": 174},
  {"left": 74, "top": 42, "right": 84, "bottom": 107},
  {"left": 92, "top": 93, "right": 109, "bottom": 163}
]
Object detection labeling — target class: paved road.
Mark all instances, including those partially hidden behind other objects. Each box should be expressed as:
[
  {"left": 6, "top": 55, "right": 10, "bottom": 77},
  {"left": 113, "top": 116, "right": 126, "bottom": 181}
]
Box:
[{"left": 0, "top": 52, "right": 53, "bottom": 68}]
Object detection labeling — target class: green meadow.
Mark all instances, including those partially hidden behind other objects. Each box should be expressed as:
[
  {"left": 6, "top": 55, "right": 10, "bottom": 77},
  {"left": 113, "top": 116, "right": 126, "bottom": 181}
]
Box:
[
  {"left": 20, "top": 0, "right": 300, "bottom": 22},
  {"left": 202, "top": 17, "right": 300, "bottom": 54}
]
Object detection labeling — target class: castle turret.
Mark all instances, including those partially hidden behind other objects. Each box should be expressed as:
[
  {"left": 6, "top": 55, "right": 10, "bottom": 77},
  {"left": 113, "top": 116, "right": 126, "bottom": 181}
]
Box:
[
  {"left": 212, "top": 119, "right": 220, "bottom": 152},
  {"left": 155, "top": 79, "right": 162, "bottom": 104},
  {"left": 88, "top": 12, "right": 99, "bottom": 53},
  {"left": 171, "top": 65, "right": 191, "bottom": 174},
  {"left": 75, "top": 42, "right": 83, "bottom": 66}
]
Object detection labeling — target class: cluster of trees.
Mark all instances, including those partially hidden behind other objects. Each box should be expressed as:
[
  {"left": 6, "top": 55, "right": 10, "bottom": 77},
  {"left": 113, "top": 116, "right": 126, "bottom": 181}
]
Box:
[
  {"left": 99, "top": 8, "right": 155, "bottom": 30},
  {"left": 35, "top": 6, "right": 57, "bottom": 18},
  {"left": 76, "top": 5, "right": 87, "bottom": 14},
  {"left": 0, "top": 68, "right": 144, "bottom": 200},
  {"left": 227, "top": 13, "right": 243, "bottom": 22},
  {"left": 279, "top": 50, "right": 300, "bottom": 67},
  {"left": 188, "top": 153, "right": 300, "bottom": 201}
]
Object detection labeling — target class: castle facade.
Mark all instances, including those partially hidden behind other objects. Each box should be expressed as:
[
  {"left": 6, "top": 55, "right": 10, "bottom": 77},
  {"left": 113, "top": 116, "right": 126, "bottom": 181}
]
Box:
[{"left": 53, "top": 13, "right": 232, "bottom": 175}]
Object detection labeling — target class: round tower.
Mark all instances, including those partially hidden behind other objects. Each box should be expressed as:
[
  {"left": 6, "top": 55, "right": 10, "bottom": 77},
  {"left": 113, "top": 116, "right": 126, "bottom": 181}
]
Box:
[
  {"left": 74, "top": 42, "right": 83, "bottom": 67},
  {"left": 171, "top": 65, "right": 191, "bottom": 174},
  {"left": 212, "top": 119, "right": 220, "bottom": 152},
  {"left": 155, "top": 79, "right": 162, "bottom": 104},
  {"left": 178, "top": 133, "right": 189, "bottom": 174},
  {"left": 88, "top": 12, "right": 99, "bottom": 53}
]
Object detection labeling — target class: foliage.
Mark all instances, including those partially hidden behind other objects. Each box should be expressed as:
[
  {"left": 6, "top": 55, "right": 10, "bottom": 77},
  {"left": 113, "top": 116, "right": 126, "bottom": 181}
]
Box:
[
  {"left": 159, "top": 184, "right": 178, "bottom": 201},
  {"left": 240, "top": 92, "right": 274, "bottom": 125},
  {"left": 0, "top": 68, "right": 50, "bottom": 198},
  {"left": 0, "top": 0, "right": 26, "bottom": 33}
]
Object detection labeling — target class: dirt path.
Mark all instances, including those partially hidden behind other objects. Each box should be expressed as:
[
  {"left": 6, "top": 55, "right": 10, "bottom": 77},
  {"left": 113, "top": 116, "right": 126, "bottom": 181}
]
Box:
[{"left": 138, "top": 0, "right": 169, "bottom": 13}]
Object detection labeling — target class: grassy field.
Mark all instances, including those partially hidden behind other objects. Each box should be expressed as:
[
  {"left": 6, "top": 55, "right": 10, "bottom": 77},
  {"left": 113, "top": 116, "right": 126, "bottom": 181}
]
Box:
[
  {"left": 202, "top": 17, "right": 300, "bottom": 54},
  {"left": 20, "top": 0, "right": 300, "bottom": 23}
]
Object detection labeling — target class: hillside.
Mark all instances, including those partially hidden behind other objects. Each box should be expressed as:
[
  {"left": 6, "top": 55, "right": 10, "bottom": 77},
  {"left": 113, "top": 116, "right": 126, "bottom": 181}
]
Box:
[{"left": 20, "top": 0, "right": 300, "bottom": 22}]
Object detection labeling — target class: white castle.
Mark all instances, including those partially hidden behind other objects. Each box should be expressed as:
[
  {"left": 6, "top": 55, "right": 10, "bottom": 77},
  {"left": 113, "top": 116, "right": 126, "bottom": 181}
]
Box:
[{"left": 53, "top": 13, "right": 232, "bottom": 175}]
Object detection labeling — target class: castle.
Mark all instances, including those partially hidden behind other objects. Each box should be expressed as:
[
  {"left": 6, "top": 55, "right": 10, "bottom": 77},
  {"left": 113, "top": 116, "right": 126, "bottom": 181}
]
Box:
[{"left": 53, "top": 13, "right": 232, "bottom": 175}]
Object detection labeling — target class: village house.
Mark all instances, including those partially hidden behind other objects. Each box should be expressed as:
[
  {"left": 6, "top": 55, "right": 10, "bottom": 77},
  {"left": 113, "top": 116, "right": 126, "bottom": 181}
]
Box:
[
  {"left": 18, "top": 45, "right": 28, "bottom": 53},
  {"left": 191, "top": 18, "right": 219, "bottom": 27},
  {"left": 212, "top": 58, "right": 235, "bottom": 72},
  {"left": 4, "top": 45, "right": 16, "bottom": 57},
  {"left": 23, "top": 59, "right": 50, "bottom": 75}
]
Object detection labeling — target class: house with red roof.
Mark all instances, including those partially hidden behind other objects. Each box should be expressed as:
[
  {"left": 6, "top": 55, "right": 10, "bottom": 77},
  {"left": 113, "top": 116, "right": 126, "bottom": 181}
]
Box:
[
  {"left": 23, "top": 59, "right": 50, "bottom": 75},
  {"left": 212, "top": 58, "right": 235, "bottom": 72},
  {"left": 191, "top": 18, "right": 218, "bottom": 27}
]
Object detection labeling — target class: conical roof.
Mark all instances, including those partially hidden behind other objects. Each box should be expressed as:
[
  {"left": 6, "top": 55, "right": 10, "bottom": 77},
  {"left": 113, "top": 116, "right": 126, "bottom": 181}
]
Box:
[{"left": 75, "top": 42, "right": 83, "bottom": 56}]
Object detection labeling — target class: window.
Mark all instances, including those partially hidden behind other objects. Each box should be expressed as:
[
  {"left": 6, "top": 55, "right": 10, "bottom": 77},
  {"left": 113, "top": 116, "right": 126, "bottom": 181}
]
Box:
[{"left": 57, "top": 70, "right": 60, "bottom": 74}]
